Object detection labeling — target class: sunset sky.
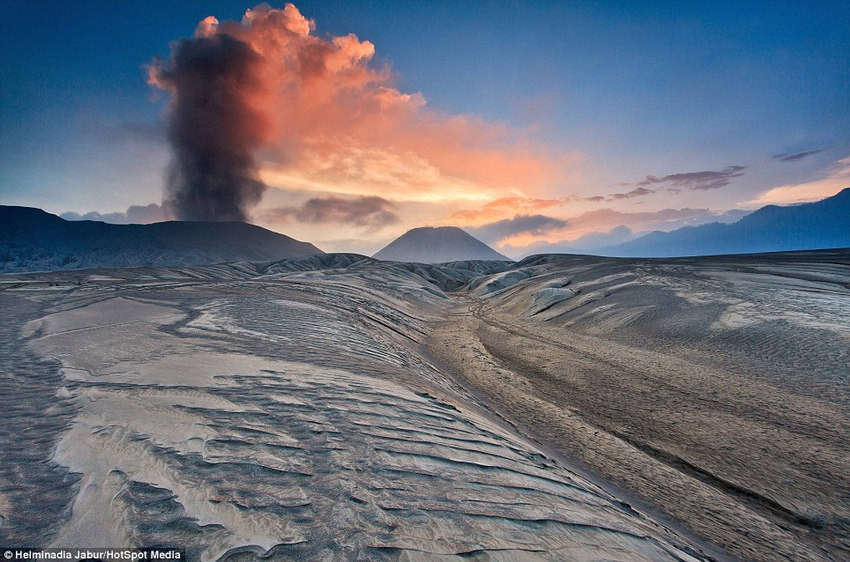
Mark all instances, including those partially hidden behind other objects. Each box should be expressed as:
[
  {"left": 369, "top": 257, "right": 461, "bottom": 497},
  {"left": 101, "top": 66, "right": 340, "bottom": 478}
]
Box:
[{"left": 2, "top": 1, "right": 849, "bottom": 256}]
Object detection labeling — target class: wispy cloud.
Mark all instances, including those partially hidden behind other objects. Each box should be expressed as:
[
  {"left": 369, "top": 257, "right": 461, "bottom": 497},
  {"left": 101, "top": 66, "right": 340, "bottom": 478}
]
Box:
[
  {"left": 773, "top": 149, "right": 824, "bottom": 163},
  {"left": 608, "top": 186, "right": 654, "bottom": 200},
  {"left": 636, "top": 165, "right": 745, "bottom": 191},
  {"left": 596, "top": 168, "right": 745, "bottom": 202},
  {"left": 750, "top": 156, "right": 850, "bottom": 205}
]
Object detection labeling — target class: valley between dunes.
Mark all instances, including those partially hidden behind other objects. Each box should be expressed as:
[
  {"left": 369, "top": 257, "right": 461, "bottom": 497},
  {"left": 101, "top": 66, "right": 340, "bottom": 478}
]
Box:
[{"left": 1, "top": 250, "right": 847, "bottom": 561}]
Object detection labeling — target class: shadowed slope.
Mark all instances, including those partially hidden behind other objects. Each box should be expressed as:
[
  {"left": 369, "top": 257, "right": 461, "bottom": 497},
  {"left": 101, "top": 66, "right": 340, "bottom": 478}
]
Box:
[{"left": 0, "top": 206, "right": 322, "bottom": 273}]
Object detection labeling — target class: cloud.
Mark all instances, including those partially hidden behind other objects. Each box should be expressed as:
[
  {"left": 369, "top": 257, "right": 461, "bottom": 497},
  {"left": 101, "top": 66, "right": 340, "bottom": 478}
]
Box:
[
  {"left": 466, "top": 214, "right": 568, "bottom": 244},
  {"left": 500, "top": 225, "right": 636, "bottom": 257},
  {"left": 567, "top": 225, "right": 634, "bottom": 250},
  {"left": 150, "top": 3, "right": 578, "bottom": 214},
  {"left": 750, "top": 156, "right": 850, "bottom": 205},
  {"left": 773, "top": 149, "right": 824, "bottom": 163},
  {"left": 608, "top": 186, "right": 654, "bottom": 200},
  {"left": 449, "top": 196, "right": 571, "bottom": 224},
  {"left": 492, "top": 206, "right": 748, "bottom": 251},
  {"left": 571, "top": 207, "right": 723, "bottom": 232},
  {"left": 636, "top": 165, "right": 745, "bottom": 191},
  {"left": 261, "top": 195, "right": 400, "bottom": 231},
  {"left": 61, "top": 203, "right": 172, "bottom": 224}
]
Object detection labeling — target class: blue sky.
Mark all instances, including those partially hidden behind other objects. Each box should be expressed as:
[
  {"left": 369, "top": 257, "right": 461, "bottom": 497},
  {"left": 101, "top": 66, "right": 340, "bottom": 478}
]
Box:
[{"left": 1, "top": 1, "right": 848, "bottom": 254}]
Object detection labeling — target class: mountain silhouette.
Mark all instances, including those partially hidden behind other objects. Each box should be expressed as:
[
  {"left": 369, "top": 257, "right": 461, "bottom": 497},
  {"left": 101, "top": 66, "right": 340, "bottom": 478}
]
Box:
[{"left": 0, "top": 206, "right": 323, "bottom": 273}]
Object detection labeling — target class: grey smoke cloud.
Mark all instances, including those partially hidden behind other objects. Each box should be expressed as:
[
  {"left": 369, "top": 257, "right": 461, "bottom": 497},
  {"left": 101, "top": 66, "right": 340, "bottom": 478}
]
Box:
[{"left": 149, "top": 33, "right": 269, "bottom": 222}]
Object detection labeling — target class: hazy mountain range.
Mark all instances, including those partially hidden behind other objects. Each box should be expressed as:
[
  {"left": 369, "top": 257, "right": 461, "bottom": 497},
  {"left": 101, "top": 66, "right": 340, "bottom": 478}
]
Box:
[
  {"left": 373, "top": 190, "right": 849, "bottom": 261},
  {"left": 596, "top": 187, "right": 850, "bottom": 257},
  {"left": 529, "top": 225, "right": 638, "bottom": 255},
  {"left": 3, "top": 189, "right": 848, "bottom": 274}
]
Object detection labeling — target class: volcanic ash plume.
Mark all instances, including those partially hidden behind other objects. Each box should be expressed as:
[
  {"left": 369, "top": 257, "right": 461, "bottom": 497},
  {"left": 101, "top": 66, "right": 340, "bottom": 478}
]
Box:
[
  {"left": 149, "top": 27, "right": 269, "bottom": 222},
  {"left": 148, "top": 3, "right": 570, "bottom": 223}
]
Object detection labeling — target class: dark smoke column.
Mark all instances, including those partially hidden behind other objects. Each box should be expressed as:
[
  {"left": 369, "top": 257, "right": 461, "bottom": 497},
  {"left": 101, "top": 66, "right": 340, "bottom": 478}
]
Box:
[{"left": 151, "top": 33, "right": 268, "bottom": 222}]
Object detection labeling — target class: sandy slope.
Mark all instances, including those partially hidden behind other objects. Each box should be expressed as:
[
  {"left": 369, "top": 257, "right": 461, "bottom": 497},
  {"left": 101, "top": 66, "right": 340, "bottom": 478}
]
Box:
[
  {"left": 0, "top": 261, "right": 704, "bottom": 561},
  {"left": 429, "top": 251, "right": 849, "bottom": 561}
]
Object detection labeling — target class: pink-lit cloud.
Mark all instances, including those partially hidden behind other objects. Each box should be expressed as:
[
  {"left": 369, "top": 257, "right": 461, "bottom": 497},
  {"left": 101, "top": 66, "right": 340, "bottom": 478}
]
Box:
[
  {"left": 449, "top": 196, "right": 572, "bottom": 225},
  {"left": 749, "top": 156, "right": 850, "bottom": 206},
  {"left": 150, "top": 3, "right": 581, "bottom": 215}
]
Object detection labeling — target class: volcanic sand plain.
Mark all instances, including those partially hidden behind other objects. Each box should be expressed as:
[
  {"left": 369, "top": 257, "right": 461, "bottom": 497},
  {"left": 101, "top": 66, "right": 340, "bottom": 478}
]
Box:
[{"left": 1, "top": 250, "right": 848, "bottom": 561}]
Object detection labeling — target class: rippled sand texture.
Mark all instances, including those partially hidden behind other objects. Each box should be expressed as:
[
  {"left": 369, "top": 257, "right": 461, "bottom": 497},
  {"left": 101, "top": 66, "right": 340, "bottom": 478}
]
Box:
[
  {"left": 0, "top": 260, "right": 704, "bottom": 561},
  {"left": 430, "top": 250, "right": 849, "bottom": 561}
]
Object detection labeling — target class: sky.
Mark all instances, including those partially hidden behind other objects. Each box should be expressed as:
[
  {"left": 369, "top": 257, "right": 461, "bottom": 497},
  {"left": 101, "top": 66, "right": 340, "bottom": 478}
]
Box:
[{"left": 1, "top": 1, "right": 848, "bottom": 256}]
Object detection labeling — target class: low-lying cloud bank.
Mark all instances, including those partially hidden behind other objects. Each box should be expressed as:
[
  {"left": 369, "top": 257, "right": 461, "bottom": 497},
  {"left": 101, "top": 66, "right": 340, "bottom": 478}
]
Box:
[
  {"left": 61, "top": 203, "right": 172, "bottom": 224},
  {"left": 478, "top": 206, "right": 752, "bottom": 257},
  {"left": 259, "top": 195, "right": 400, "bottom": 232},
  {"left": 466, "top": 215, "right": 567, "bottom": 245}
]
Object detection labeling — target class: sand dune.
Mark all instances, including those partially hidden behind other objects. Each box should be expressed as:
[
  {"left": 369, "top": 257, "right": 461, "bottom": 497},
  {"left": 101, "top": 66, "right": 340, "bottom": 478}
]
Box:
[
  {"left": 1, "top": 250, "right": 847, "bottom": 560},
  {"left": 430, "top": 250, "right": 850, "bottom": 561}
]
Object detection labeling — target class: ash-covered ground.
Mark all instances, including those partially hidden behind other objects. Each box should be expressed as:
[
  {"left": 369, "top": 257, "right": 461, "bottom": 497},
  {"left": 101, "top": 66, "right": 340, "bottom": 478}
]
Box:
[{"left": 1, "top": 250, "right": 847, "bottom": 561}]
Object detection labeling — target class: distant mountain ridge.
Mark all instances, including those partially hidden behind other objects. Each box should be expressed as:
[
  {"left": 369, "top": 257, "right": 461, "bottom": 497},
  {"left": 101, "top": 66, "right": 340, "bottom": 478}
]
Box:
[
  {"left": 599, "top": 188, "right": 850, "bottom": 257},
  {"left": 373, "top": 226, "right": 511, "bottom": 263},
  {"left": 0, "top": 206, "right": 323, "bottom": 273}
]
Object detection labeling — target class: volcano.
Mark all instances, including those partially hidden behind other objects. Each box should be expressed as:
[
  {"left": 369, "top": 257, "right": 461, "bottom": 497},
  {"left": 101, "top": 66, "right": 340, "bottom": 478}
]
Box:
[{"left": 373, "top": 226, "right": 510, "bottom": 263}]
